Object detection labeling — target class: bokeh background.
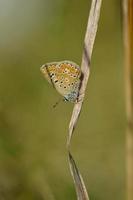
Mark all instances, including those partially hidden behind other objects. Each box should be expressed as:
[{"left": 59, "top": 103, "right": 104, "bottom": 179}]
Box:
[{"left": 0, "top": 0, "right": 126, "bottom": 200}]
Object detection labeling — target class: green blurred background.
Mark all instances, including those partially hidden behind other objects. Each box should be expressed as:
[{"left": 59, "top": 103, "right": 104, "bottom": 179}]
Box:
[{"left": 0, "top": 0, "right": 126, "bottom": 199}]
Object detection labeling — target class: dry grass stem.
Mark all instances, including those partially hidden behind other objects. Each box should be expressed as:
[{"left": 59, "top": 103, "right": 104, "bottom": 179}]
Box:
[
  {"left": 68, "top": 0, "right": 102, "bottom": 147},
  {"left": 123, "top": 0, "right": 133, "bottom": 200},
  {"left": 67, "top": 0, "right": 102, "bottom": 199},
  {"left": 68, "top": 152, "right": 90, "bottom": 200}
]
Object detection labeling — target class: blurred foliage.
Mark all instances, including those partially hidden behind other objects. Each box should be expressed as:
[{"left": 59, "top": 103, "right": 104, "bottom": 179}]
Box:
[{"left": 0, "top": 0, "right": 125, "bottom": 200}]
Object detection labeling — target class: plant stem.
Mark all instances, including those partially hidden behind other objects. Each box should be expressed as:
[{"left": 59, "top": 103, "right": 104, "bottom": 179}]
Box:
[{"left": 123, "top": 0, "right": 133, "bottom": 199}]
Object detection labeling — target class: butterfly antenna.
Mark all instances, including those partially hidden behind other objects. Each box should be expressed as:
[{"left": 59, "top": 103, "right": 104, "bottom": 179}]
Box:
[{"left": 53, "top": 98, "right": 63, "bottom": 108}]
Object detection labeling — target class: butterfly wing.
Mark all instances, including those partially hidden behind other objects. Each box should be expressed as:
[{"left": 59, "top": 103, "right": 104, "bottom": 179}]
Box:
[
  {"left": 40, "top": 61, "right": 81, "bottom": 102},
  {"left": 40, "top": 62, "right": 59, "bottom": 85},
  {"left": 53, "top": 61, "right": 81, "bottom": 102}
]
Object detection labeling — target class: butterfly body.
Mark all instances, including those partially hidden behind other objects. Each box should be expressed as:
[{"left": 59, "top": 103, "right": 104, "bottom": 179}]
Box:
[{"left": 40, "top": 61, "right": 81, "bottom": 102}]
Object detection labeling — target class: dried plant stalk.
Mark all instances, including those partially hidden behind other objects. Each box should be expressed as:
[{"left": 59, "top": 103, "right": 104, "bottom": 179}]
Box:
[
  {"left": 67, "top": 0, "right": 102, "bottom": 199},
  {"left": 68, "top": 0, "right": 102, "bottom": 146},
  {"left": 68, "top": 152, "right": 89, "bottom": 200},
  {"left": 123, "top": 0, "right": 133, "bottom": 200}
]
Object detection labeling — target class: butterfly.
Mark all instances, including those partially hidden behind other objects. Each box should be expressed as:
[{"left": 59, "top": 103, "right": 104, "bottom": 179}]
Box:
[{"left": 40, "top": 60, "right": 82, "bottom": 103}]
